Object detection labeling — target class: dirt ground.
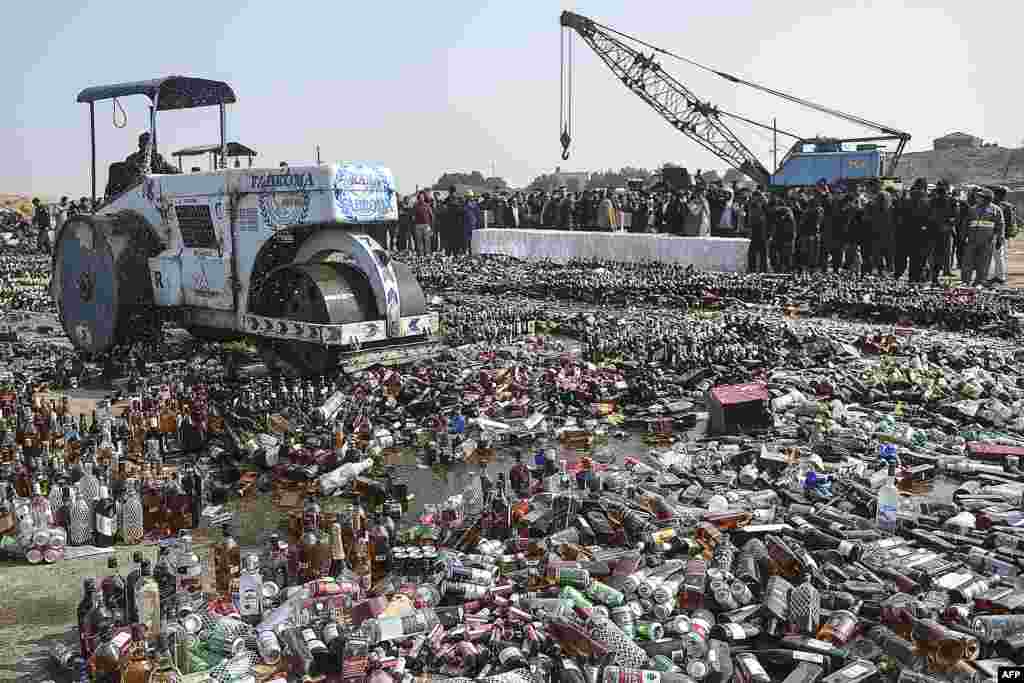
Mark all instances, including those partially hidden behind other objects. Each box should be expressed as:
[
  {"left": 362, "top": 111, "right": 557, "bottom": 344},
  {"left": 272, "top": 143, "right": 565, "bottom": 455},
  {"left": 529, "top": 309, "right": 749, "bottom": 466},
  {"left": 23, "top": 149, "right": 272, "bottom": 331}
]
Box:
[{"left": 1007, "top": 239, "right": 1024, "bottom": 286}]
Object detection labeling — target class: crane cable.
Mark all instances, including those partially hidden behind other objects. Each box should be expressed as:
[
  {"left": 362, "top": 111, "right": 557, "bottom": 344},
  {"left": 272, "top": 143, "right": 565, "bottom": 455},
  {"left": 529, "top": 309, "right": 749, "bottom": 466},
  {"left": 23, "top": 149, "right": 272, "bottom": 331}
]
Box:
[
  {"left": 588, "top": 16, "right": 908, "bottom": 138},
  {"left": 560, "top": 26, "right": 573, "bottom": 160}
]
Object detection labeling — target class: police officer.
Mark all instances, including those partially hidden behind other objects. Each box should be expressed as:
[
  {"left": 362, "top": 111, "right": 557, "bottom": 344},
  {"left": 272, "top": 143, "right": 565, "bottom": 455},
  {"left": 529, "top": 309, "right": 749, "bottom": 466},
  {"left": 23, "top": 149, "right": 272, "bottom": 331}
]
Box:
[
  {"left": 769, "top": 195, "right": 796, "bottom": 272},
  {"left": 896, "top": 179, "right": 931, "bottom": 281},
  {"left": 865, "top": 179, "right": 893, "bottom": 275},
  {"left": 795, "top": 194, "right": 823, "bottom": 273},
  {"left": 960, "top": 187, "right": 1005, "bottom": 286},
  {"left": 990, "top": 186, "right": 1015, "bottom": 285},
  {"left": 927, "top": 180, "right": 958, "bottom": 283}
]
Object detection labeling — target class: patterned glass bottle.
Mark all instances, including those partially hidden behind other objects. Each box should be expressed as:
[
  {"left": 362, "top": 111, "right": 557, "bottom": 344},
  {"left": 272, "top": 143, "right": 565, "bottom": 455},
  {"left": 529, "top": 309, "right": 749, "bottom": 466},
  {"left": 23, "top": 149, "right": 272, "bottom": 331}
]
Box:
[
  {"left": 120, "top": 479, "right": 144, "bottom": 545},
  {"left": 78, "top": 461, "right": 100, "bottom": 514},
  {"left": 67, "top": 486, "right": 92, "bottom": 546}
]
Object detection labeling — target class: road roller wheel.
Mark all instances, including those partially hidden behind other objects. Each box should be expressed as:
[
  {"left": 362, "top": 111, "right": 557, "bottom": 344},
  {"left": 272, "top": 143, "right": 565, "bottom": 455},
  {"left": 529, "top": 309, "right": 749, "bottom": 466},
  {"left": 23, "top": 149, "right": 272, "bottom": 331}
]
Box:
[
  {"left": 253, "top": 262, "right": 379, "bottom": 377},
  {"left": 52, "top": 219, "right": 123, "bottom": 353},
  {"left": 51, "top": 212, "right": 160, "bottom": 356}
]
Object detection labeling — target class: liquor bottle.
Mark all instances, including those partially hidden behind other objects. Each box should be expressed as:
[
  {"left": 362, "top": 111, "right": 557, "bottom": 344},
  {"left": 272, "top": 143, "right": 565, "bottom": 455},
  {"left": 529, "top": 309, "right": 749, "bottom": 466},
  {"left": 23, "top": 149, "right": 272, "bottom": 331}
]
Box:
[
  {"left": 215, "top": 525, "right": 240, "bottom": 594},
  {"left": 316, "top": 526, "right": 333, "bottom": 580},
  {"left": 149, "top": 636, "right": 181, "bottom": 683},
  {"left": 119, "top": 479, "right": 144, "bottom": 545},
  {"left": 363, "top": 608, "right": 440, "bottom": 645},
  {"left": 84, "top": 587, "right": 113, "bottom": 658},
  {"left": 30, "top": 479, "right": 53, "bottom": 528},
  {"left": 352, "top": 535, "right": 373, "bottom": 593},
  {"left": 329, "top": 515, "right": 348, "bottom": 576},
  {"left": 78, "top": 460, "right": 100, "bottom": 514},
  {"left": 299, "top": 516, "right": 320, "bottom": 584},
  {"left": 175, "top": 534, "right": 202, "bottom": 595},
  {"left": 369, "top": 510, "right": 391, "bottom": 584},
  {"left": 101, "top": 556, "right": 126, "bottom": 625},
  {"left": 78, "top": 578, "right": 97, "bottom": 657},
  {"left": 135, "top": 560, "right": 161, "bottom": 644},
  {"left": 876, "top": 461, "right": 899, "bottom": 533},
  {"left": 239, "top": 553, "right": 263, "bottom": 625},
  {"left": 67, "top": 485, "right": 91, "bottom": 546},
  {"left": 92, "top": 623, "right": 130, "bottom": 679},
  {"left": 790, "top": 578, "right": 822, "bottom": 635},
  {"left": 189, "top": 465, "right": 204, "bottom": 531},
  {"left": 265, "top": 532, "right": 289, "bottom": 589},
  {"left": 124, "top": 551, "right": 145, "bottom": 624},
  {"left": 120, "top": 624, "right": 154, "bottom": 683},
  {"left": 93, "top": 473, "right": 117, "bottom": 547}
]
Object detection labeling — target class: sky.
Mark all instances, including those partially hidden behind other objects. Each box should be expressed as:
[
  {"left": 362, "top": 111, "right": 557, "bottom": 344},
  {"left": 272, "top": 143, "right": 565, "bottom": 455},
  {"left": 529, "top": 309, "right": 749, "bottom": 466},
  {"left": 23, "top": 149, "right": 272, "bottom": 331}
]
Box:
[{"left": 2, "top": 0, "right": 1021, "bottom": 198}]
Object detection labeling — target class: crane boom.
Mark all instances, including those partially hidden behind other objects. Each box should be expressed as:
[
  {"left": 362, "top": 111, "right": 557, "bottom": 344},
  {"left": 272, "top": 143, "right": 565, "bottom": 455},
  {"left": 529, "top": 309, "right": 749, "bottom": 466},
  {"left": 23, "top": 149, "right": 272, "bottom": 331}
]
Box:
[
  {"left": 560, "top": 10, "right": 912, "bottom": 185},
  {"left": 560, "top": 11, "right": 772, "bottom": 186}
]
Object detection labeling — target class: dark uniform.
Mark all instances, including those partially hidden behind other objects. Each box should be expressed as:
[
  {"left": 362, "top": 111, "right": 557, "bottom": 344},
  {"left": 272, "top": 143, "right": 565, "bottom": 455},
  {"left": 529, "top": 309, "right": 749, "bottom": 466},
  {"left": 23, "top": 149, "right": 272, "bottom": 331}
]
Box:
[
  {"left": 795, "top": 200, "right": 823, "bottom": 272},
  {"left": 895, "top": 183, "right": 931, "bottom": 281},
  {"left": 746, "top": 193, "right": 769, "bottom": 272},
  {"left": 769, "top": 200, "right": 796, "bottom": 272},
  {"left": 865, "top": 185, "right": 893, "bottom": 274},
  {"left": 927, "top": 182, "right": 958, "bottom": 282}
]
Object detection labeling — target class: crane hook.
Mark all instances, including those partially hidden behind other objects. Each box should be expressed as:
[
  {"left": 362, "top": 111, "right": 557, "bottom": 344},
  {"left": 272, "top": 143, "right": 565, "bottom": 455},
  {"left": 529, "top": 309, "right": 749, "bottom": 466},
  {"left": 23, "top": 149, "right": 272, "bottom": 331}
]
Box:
[{"left": 560, "top": 126, "right": 571, "bottom": 161}]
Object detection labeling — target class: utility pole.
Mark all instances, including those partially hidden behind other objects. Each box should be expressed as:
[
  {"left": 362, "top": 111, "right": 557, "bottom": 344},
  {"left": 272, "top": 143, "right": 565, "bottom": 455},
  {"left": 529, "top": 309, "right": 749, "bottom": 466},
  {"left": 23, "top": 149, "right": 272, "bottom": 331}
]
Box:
[
  {"left": 316, "top": 145, "right": 321, "bottom": 164},
  {"left": 772, "top": 118, "right": 778, "bottom": 173}
]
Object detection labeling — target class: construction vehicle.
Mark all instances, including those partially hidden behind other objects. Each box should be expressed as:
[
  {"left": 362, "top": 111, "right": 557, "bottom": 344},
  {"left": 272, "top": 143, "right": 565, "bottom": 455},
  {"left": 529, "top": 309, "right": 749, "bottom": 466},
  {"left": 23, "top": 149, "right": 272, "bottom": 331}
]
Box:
[
  {"left": 559, "top": 11, "right": 911, "bottom": 189},
  {"left": 51, "top": 75, "right": 440, "bottom": 377}
]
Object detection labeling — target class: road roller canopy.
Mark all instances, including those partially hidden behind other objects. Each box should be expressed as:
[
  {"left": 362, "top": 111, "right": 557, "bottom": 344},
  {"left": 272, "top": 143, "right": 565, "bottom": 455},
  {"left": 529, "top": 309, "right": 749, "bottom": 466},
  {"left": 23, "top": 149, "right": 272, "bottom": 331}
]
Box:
[
  {"left": 76, "top": 76, "right": 237, "bottom": 111},
  {"left": 172, "top": 142, "right": 257, "bottom": 171},
  {"left": 77, "top": 75, "right": 236, "bottom": 207}
]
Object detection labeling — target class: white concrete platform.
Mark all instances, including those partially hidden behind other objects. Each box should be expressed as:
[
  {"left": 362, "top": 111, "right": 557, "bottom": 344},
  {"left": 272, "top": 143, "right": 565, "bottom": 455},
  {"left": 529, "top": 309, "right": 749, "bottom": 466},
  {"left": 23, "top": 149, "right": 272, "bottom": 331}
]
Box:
[{"left": 472, "top": 229, "right": 750, "bottom": 272}]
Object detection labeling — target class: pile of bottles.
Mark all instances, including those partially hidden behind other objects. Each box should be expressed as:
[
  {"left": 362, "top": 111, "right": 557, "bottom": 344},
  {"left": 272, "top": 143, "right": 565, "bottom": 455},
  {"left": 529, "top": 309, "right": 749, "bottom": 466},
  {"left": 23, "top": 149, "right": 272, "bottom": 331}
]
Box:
[
  {"left": 0, "top": 254, "right": 53, "bottom": 313},
  {"left": 45, "top": 429, "right": 1024, "bottom": 683},
  {"left": 410, "top": 255, "right": 1024, "bottom": 338}
]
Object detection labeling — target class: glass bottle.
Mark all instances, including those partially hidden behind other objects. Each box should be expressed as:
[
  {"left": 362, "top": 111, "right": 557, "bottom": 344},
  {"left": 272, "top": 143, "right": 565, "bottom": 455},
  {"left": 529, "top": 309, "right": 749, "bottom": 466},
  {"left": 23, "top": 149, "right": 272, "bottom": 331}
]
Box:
[
  {"left": 92, "top": 623, "right": 129, "bottom": 678},
  {"left": 135, "top": 560, "right": 161, "bottom": 645},
  {"left": 93, "top": 473, "right": 117, "bottom": 547},
  {"left": 30, "top": 479, "right": 54, "bottom": 528},
  {"left": 84, "top": 588, "right": 113, "bottom": 658},
  {"left": 101, "top": 555, "right": 126, "bottom": 625},
  {"left": 120, "top": 479, "right": 144, "bottom": 545},
  {"left": 67, "top": 485, "right": 91, "bottom": 546},
  {"left": 175, "top": 534, "right": 202, "bottom": 596},
  {"left": 239, "top": 553, "right": 263, "bottom": 625},
  {"left": 121, "top": 624, "right": 154, "bottom": 683},
  {"left": 352, "top": 535, "right": 373, "bottom": 592},
  {"left": 362, "top": 608, "right": 440, "bottom": 645},
  {"left": 149, "top": 636, "right": 181, "bottom": 683},
  {"left": 215, "top": 525, "right": 241, "bottom": 594},
  {"left": 299, "top": 515, "right": 320, "bottom": 583},
  {"left": 369, "top": 510, "right": 391, "bottom": 584},
  {"left": 329, "top": 515, "right": 347, "bottom": 576},
  {"left": 124, "top": 551, "right": 145, "bottom": 624},
  {"left": 77, "top": 578, "right": 97, "bottom": 658},
  {"left": 78, "top": 460, "right": 100, "bottom": 513},
  {"left": 876, "top": 462, "right": 899, "bottom": 532}
]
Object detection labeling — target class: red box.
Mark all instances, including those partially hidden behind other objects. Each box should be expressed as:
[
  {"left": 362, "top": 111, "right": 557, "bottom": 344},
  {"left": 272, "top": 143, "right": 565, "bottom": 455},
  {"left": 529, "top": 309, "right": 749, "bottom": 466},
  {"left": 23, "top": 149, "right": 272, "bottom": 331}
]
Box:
[{"left": 708, "top": 382, "right": 771, "bottom": 434}]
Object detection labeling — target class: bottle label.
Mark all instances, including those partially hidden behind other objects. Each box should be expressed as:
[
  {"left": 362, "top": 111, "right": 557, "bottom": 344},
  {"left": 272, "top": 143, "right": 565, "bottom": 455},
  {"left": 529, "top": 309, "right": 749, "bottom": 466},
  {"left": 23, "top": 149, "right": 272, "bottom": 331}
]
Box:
[
  {"left": 805, "top": 638, "right": 831, "bottom": 651},
  {"left": 792, "top": 651, "right": 824, "bottom": 664},
  {"left": 96, "top": 514, "right": 116, "bottom": 536},
  {"left": 724, "top": 623, "right": 745, "bottom": 639},
  {"left": 110, "top": 631, "right": 132, "bottom": 650},
  {"left": 743, "top": 656, "right": 768, "bottom": 679},
  {"left": 877, "top": 503, "right": 898, "bottom": 530}
]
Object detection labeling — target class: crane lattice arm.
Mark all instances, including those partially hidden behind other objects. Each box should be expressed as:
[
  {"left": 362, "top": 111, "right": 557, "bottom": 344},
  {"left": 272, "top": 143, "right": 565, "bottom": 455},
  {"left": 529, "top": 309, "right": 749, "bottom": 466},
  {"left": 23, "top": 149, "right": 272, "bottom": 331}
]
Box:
[
  {"left": 560, "top": 11, "right": 912, "bottom": 184},
  {"left": 560, "top": 11, "right": 772, "bottom": 187}
]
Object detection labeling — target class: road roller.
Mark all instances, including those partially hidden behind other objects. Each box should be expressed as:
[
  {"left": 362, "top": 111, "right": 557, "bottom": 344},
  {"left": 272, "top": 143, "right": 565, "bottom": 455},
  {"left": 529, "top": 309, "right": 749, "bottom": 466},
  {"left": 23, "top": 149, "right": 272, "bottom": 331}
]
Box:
[{"left": 51, "top": 75, "right": 441, "bottom": 376}]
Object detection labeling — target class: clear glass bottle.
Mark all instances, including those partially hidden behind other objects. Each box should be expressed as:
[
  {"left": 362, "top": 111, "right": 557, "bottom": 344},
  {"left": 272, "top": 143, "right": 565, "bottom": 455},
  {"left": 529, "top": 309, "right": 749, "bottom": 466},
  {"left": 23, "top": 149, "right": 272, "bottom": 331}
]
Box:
[
  {"left": 239, "top": 553, "right": 263, "bottom": 625},
  {"left": 876, "top": 462, "right": 899, "bottom": 533},
  {"left": 120, "top": 478, "right": 145, "bottom": 545},
  {"left": 175, "top": 534, "right": 202, "bottom": 596},
  {"left": 362, "top": 608, "right": 440, "bottom": 645},
  {"left": 30, "top": 478, "right": 54, "bottom": 528},
  {"left": 101, "top": 555, "right": 126, "bottom": 625},
  {"left": 135, "top": 560, "right": 161, "bottom": 644}
]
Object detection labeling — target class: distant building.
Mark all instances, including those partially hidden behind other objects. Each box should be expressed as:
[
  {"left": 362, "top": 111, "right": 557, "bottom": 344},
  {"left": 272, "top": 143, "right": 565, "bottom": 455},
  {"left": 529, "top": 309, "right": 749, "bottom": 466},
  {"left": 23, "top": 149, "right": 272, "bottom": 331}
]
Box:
[
  {"left": 933, "top": 131, "right": 982, "bottom": 151},
  {"left": 552, "top": 166, "right": 589, "bottom": 191}
]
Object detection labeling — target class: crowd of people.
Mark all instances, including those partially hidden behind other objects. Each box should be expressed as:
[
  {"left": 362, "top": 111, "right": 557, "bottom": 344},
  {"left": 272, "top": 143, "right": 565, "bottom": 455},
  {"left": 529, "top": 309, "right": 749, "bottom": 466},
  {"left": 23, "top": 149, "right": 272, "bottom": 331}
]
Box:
[{"left": 399, "top": 177, "right": 1018, "bottom": 287}]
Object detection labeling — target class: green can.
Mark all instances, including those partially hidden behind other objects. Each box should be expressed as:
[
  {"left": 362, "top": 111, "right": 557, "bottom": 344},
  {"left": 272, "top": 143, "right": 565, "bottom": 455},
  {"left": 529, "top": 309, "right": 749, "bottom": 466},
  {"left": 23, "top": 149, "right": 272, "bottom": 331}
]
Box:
[
  {"left": 559, "top": 585, "right": 594, "bottom": 609},
  {"left": 555, "top": 567, "right": 592, "bottom": 589},
  {"left": 585, "top": 580, "right": 625, "bottom": 607},
  {"left": 635, "top": 621, "right": 666, "bottom": 641}
]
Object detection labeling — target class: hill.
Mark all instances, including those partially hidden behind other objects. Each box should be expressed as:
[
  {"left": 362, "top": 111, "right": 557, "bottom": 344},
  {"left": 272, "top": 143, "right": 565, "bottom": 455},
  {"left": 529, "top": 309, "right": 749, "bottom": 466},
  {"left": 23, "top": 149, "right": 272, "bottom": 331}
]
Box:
[{"left": 896, "top": 146, "right": 1024, "bottom": 187}]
